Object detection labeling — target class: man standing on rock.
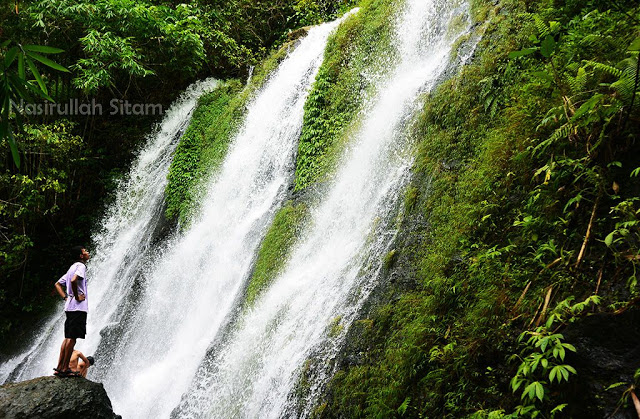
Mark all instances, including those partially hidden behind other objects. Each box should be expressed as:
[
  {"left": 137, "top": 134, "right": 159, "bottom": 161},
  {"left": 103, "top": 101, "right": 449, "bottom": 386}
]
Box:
[{"left": 53, "top": 246, "right": 90, "bottom": 377}]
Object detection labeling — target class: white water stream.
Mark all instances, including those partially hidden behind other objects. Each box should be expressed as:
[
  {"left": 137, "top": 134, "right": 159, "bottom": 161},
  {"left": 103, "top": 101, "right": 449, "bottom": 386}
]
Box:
[{"left": 174, "top": 0, "right": 472, "bottom": 418}]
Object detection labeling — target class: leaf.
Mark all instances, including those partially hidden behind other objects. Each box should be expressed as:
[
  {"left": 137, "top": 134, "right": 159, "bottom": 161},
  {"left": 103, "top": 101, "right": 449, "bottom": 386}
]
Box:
[
  {"left": 18, "top": 54, "right": 25, "bottom": 79},
  {"left": 397, "top": 397, "right": 411, "bottom": 415},
  {"left": 535, "top": 382, "right": 545, "bottom": 401},
  {"left": 604, "top": 231, "right": 615, "bottom": 247},
  {"left": 26, "top": 52, "right": 69, "bottom": 73},
  {"left": 4, "top": 47, "right": 19, "bottom": 68},
  {"left": 25, "top": 57, "right": 47, "bottom": 95},
  {"left": 572, "top": 94, "right": 603, "bottom": 121},
  {"left": 540, "top": 35, "right": 557, "bottom": 58},
  {"left": 551, "top": 404, "right": 567, "bottom": 414},
  {"left": 7, "top": 129, "right": 19, "bottom": 169},
  {"left": 605, "top": 382, "right": 626, "bottom": 391},
  {"left": 509, "top": 48, "right": 536, "bottom": 59},
  {"left": 22, "top": 45, "right": 65, "bottom": 54},
  {"left": 629, "top": 37, "right": 640, "bottom": 52}
]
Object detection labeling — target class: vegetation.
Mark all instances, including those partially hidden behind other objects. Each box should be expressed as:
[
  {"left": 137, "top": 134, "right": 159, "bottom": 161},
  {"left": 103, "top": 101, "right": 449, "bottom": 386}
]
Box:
[
  {"left": 2, "top": 0, "right": 639, "bottom": 416},
  {"left": 310, "top": 0, "right": 640, "bottom": 417},
  {"left": 294, "top": 0, "right": 399, "bottom": 190},
  {"left": 165, "top": 81, "right": 243, "bottom": 223},
  {"left": 245, "top": 200, "right": 307, "bottom": 307}
]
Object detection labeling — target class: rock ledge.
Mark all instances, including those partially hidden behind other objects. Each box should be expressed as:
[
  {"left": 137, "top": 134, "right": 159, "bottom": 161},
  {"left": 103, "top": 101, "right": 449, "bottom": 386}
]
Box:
[{"left": 0, "top": 376, "right": 120, "bottom": 419}]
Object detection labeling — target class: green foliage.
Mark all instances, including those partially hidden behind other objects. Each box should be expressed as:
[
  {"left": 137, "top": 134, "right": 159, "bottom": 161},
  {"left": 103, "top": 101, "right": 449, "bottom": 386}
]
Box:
[
  {"left": 294, "top": 0, "right": 399, "bottom": 190},
  {"left": 245, "top": 201, "right": 307, "bottom": 307},
  {"left": 165, "top": 81, "right": 243, "bottom": 223},
  {"left": 0, "top": 40, "right": 68, "bottom": 166},
  {"left": 0, "top": 120, "right": 85, "bottom": 344},
  {"left": 508, "top": 296, "right": 599, "bottom": 417},
  {"left": 22, "top": 0, "right": 208, "bottom": 93}
]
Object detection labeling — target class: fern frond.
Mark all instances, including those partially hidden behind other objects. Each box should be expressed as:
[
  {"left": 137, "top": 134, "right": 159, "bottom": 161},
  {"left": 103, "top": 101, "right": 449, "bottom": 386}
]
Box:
[
  {"left": 579, "top": 34, "right": 604, "bottom": 48},
  {"left": 550, "top": 124, "right": 574, "bottom": 143},
  {"left": 536, "top": 106, "right": 563, "bottom": 131},
  {"left": 533, "top": 14, "right": 549, "bottom": 37},
  {"left": 567, "top": 67, "right": 588, "bottom": 94},
  {"left": 534, "top": 123, "right": 574, "bottom": 156},
  {"left": 583, "top": 60, "right": 623, "bottom": 78},
  {"left": 611, "top": 77, "right": 635, "bottom": 103}
]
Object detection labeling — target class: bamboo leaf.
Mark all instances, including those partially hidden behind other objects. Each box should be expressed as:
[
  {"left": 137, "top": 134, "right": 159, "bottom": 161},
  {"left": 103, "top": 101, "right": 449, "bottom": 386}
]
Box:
[
  {"left": 26, "top": 52, "right": 69, "bottom": 73},
  {"left": 18, "top": 54, "right": 25, "bottom": 79},
  {"left": 25, "top": 57, "right": 48, "bottom": 95},
  {"left": 4, "top": 47, "right": 19, "bottom": 68},
  {"left": 23, "top": 45, "right": 65, "bottom": 54}
]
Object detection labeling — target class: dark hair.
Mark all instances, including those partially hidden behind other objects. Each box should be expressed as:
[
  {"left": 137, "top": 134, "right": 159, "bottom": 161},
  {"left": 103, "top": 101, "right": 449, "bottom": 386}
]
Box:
[
  {"left": 70, "top": 246, "right": 84, "bottom": 261},
  {"left": 86, "top": 356, "right": 95, "bottom": 366}
]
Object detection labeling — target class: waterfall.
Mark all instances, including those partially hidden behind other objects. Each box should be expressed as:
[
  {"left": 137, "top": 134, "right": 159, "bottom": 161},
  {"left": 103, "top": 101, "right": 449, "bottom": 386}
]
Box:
[
  {"left": 0, "top": 79, "right": 219, "bottom": 384},
  {"left": 84, "top": 17, "right": 344, "bottom": 419},
  {"left": 173, "top": 0, "right": 473, "bottom": 418},
  {"left": 0, "top": 1, "right": 475, "bottom": 416}
]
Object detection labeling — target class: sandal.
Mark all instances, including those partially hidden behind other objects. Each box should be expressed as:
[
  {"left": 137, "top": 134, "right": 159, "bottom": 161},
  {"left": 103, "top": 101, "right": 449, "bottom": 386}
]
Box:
[{"left": 53, "top": 368, "right": 70, "bottom": 377}]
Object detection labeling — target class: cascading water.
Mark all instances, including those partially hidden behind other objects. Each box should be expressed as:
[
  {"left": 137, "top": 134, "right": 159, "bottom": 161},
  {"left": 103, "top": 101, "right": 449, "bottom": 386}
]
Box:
[
  {"left": 174, "top": 0, "right": 473, "bottom": 418},
  {"left": 83, "top": 17, "right": 344, "bottom": 419},
  {"left": 0, "top": 79, "right": 219, "bottom": 384}
]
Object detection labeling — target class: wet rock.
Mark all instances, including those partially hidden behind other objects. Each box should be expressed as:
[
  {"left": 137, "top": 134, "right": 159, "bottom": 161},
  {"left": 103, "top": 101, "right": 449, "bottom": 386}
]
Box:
[
  {"left": 563, "top": 308, "right": 640, "bottom": 419},
  {"left": 0, "top": 376, "right": 120, "bottom": 419}
]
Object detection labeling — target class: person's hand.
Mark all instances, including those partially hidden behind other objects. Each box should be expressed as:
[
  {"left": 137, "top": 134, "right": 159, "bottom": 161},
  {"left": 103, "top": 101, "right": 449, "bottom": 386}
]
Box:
[{"left": 75, "top": 293, "right": 86, "bottom": 302}]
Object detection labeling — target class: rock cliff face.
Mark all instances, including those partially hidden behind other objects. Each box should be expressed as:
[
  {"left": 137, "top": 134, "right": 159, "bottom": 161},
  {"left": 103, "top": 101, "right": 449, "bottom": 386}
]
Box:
[{"left": 0, "top": 376, "right": 120, "bottom": 419}]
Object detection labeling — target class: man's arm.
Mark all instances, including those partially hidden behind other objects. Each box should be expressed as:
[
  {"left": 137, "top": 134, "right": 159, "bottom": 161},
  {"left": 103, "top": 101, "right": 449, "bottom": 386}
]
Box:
[
  {"left": 54, "top": 281, "right": 67, "bottom": 300},
  {"left": 70, "top": 274, "right": 85, "bottom": 302},
  {"left": 77, "top": 353, "right": 90, "bottom": 377}
]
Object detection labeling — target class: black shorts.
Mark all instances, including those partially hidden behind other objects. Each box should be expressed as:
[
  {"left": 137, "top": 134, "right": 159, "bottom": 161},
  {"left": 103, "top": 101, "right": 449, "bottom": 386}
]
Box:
[{"left": 64, "top": 311, "right": 87, "bottom": 339}]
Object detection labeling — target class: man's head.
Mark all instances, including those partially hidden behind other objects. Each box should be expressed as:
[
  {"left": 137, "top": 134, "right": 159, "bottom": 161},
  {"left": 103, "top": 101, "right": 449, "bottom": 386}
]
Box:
[
  {"left": 86, "top": 356, "right": 95, "bottom": 366},
  {"left": 70, "top": 246, "right": 90, "bottom": 263}
]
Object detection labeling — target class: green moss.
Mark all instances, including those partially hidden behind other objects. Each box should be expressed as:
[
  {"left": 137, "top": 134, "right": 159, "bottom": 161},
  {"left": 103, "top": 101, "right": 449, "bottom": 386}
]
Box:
[
  {"left": 245, "top": 201, "right": 307, "bottom": 307},
  {"left": 294, "top": 0, "right": 400, "bottom": 190},
  {"left": 328, "top": 315, "right": 344, "bottom": 338},
  {"left": 164, "top": 81, "right": 244, "bottom": 223},
  {"left": 382, "top": 249, "right": 397, "bottom": 271}
]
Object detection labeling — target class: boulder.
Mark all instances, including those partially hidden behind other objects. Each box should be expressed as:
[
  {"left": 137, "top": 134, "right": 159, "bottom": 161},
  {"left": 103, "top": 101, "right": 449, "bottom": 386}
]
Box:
[{"left": 0, "top": 376, "right": 120, "bottom": 419}]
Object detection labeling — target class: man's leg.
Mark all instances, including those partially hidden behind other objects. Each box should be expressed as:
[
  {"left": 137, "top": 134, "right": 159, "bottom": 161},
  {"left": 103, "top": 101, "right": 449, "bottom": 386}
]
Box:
[
  {"left": 60, "top": 338, "right": 76, "bottom": 371},
  {"left": 55, "top": 340, "right": 66, "bottom": 372}
]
